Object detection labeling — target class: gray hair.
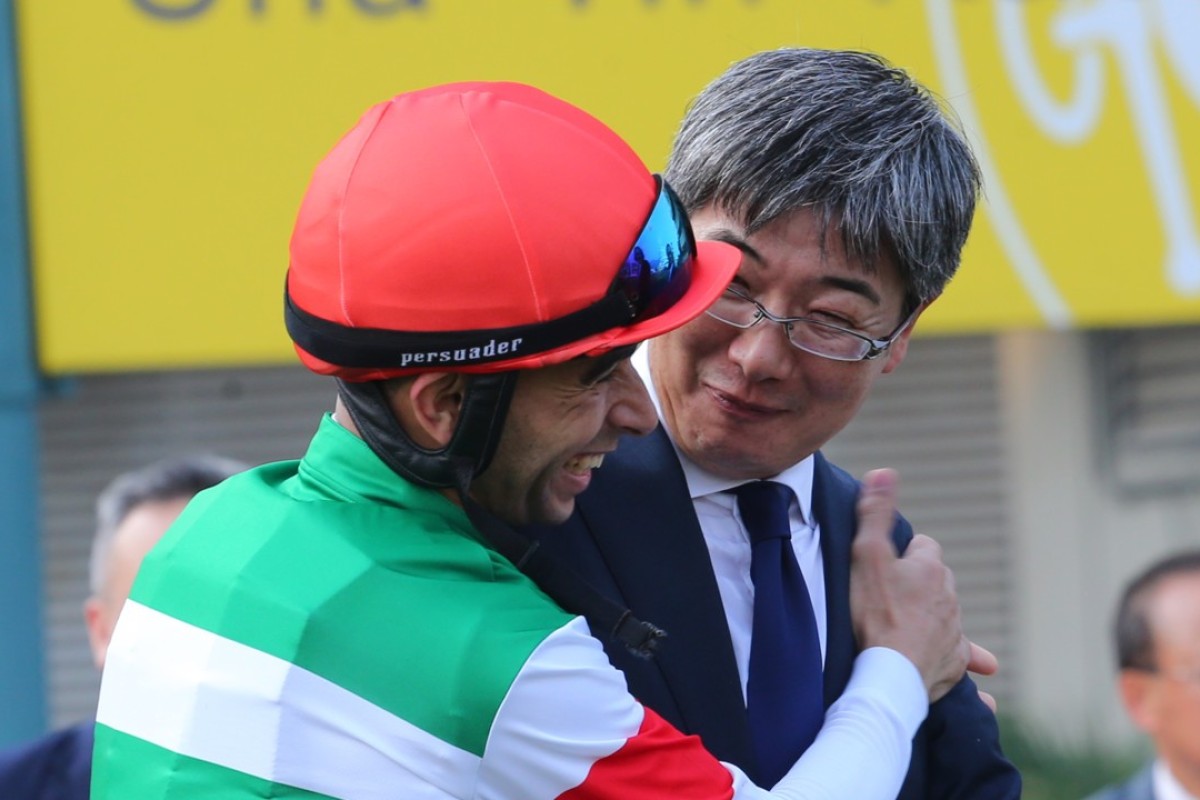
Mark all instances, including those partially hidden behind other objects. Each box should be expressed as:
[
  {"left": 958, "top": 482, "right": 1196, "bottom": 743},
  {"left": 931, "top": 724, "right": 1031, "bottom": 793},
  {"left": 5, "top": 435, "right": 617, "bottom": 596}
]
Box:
[
  {"left": 664, "top": 48, "right": 982, "bottom": 305},
  {"left": 1114, "top": 549, "right": 1200, "bottom": 671},
  {"left": 88, "top": 454, "right": 247, "bottom": 595}
]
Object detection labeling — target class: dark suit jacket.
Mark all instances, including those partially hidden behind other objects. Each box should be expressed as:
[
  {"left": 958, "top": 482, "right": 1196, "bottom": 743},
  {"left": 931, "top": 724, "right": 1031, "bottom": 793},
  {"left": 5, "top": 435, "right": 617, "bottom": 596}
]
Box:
[
  {"left": 1084, "top": 764, "right": 1155, "bottom": 800},
  {"left": 0, "top": 722, "right": 93, "bottom": 800},
  {"left": 523, "top": 426, "right": 1020, "bottom": 798}
]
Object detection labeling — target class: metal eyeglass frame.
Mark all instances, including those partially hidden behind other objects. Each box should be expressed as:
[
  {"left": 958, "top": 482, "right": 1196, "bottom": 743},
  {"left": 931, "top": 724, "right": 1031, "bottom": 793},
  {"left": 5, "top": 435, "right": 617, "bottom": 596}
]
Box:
[
  {"left": 1131, "top": 664, "right": 1200, "bottom": 688},
  {"left": 705, "top": 283, "right": 919, "bottom": 362}
]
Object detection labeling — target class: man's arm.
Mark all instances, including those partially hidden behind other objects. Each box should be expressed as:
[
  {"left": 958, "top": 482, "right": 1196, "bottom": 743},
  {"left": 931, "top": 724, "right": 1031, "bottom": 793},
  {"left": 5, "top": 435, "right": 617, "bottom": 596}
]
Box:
[
  {"left": 914, "top": 674, "right": 1021, "bottom": 799},
  {"left": 850, "top": 469, "right": 971, "bottom": 702},
  {"left": 854, "top": 469, "right": 1022, "bottom": 800},
  {"left": 482, "top": 616, "right": 926, "bottom": 799}
]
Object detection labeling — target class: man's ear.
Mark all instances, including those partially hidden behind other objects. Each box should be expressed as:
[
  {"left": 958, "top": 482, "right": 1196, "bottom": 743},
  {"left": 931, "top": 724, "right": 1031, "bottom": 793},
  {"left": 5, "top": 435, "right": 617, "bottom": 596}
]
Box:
[
  {"left": 389, "top": 372, "right": 468, "bottom": 449},
  {"left": 1118, "top": 668, "right": 1160, "bottom": 735},
  {"left": 83, "top": 596, "right": 111, "bottom": 671},
  {"left": 882, "top": 296, "right": 934, "bottom": 375}
]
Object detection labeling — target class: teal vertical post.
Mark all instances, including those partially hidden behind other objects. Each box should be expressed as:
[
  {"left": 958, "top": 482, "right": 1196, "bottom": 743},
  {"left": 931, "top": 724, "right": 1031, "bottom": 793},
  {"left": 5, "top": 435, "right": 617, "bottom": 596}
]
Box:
[{"left": 0, "top": 0, "right": 48, "bottom": 745}]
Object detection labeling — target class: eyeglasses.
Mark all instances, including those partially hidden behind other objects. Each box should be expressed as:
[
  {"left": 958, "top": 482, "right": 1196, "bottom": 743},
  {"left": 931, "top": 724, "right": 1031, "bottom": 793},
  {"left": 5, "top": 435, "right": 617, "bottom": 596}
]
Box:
[
  {"left": 1134, "top": 665, "right": 1200, "bottom": 688},
  {"left": 705, "top": 284, "right": 917, "bottom": 362}
]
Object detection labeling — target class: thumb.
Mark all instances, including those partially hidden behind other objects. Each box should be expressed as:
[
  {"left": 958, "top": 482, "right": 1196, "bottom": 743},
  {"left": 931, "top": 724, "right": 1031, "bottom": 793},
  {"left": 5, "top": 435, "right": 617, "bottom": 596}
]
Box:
[{"left": 854, "top": 468, "right": 900, "bottom": 561}]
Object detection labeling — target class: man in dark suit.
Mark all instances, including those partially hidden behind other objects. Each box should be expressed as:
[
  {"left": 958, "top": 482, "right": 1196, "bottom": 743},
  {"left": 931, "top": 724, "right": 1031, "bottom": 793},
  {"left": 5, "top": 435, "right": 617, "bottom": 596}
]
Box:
[
  {"left": 525, "top": 48, "right": 1020, "bottom": 797},
  {"left": 1084, "top": 550, "right": 1200, "bottom": 800},
  {"left": 0, "top": 456, "right": 243, "bottom": 800}
]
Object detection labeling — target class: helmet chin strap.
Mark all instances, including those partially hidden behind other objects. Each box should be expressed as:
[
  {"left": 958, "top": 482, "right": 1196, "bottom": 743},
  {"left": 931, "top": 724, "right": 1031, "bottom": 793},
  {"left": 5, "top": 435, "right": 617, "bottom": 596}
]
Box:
[
  {"left": 334, "top": 374, "right": 666, "bottom": 659},
  {"left": 336, "top": 374, "right": 516, "bottom": 490}
]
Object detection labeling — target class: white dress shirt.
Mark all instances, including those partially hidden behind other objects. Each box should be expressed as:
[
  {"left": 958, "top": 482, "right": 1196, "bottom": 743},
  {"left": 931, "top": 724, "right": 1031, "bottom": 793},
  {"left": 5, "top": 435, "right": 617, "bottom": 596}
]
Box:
[{"left": 1155, "top": 759, "right": 1199, "bottom": 800}]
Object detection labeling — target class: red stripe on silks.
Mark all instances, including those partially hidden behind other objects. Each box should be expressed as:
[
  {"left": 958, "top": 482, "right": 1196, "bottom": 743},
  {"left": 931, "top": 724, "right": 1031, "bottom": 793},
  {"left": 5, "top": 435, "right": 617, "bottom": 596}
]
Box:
[{"left": 557, "top": 707, "right": 735, "bottom": 799}]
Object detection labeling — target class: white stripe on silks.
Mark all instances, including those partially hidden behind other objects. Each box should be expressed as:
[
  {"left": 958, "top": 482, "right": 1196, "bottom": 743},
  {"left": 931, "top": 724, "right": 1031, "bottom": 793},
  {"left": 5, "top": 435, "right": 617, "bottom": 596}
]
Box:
[
  {"left": 97, "top": 601, "right": 480, "bottom": 800},
  {"left": 477, "top": 616, "right": 645, "bottom": 799}
]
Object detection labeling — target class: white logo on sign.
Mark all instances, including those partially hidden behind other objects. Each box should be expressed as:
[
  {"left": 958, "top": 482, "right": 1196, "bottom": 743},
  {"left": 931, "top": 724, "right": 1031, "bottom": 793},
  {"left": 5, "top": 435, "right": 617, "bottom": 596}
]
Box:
[{"left": 928, "top": 0, "right": 1200, "bottom": 323}]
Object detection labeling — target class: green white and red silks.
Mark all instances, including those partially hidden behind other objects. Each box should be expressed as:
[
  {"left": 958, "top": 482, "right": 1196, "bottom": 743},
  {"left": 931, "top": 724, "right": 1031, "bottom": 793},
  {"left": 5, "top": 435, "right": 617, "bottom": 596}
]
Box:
[{"left": 93, "top": 415, "right": 921, "bottom": 799}]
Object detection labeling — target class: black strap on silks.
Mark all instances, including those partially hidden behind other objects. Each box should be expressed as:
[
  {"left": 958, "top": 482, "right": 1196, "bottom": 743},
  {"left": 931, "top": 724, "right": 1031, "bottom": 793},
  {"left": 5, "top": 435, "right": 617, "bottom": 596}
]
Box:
[{"left": 460, "top": 489, "right": 666, "bottom": 660}]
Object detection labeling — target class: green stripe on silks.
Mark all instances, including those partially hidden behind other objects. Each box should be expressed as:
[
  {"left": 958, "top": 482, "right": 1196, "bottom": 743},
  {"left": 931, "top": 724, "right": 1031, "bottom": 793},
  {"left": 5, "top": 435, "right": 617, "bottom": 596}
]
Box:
[{"left": 92, "top": 724, "right": 336, "bottom": 800}]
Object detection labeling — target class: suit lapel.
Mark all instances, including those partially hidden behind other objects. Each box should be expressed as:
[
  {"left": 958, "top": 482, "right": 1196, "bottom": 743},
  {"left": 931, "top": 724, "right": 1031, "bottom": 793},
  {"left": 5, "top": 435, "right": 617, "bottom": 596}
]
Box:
[
  {"left": 575, "top": 426, "right": 755, "bottom": 768},
  {"left": 811, "top": 452, "right": 859, "bottom": 708}
]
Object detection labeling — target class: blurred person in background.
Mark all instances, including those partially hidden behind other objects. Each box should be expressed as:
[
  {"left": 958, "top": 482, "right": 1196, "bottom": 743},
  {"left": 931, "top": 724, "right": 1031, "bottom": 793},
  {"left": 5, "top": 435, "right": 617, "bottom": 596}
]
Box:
[
  {"left": 1085, "top": 550, "right": 1200, "bottom": 800},
  {"left": 0, "top": 454, "right": 245, "bottom": 800}
]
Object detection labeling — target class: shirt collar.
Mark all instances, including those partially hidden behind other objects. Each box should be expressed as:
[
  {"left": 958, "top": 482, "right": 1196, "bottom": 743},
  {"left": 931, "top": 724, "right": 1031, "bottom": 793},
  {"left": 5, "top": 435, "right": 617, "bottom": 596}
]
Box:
[
  {"left": 1154, "top": 759, "right": 1199, "bottom": 800},
  {"left": 633, "top": 344, "right": 816, "bottom": 524}
]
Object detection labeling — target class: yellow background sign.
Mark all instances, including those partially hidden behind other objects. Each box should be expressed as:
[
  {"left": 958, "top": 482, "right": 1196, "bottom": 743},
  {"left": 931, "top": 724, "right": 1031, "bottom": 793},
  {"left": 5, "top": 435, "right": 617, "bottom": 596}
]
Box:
[{"left": 17, "top": 0, "right": 1200, "bottom": 374}]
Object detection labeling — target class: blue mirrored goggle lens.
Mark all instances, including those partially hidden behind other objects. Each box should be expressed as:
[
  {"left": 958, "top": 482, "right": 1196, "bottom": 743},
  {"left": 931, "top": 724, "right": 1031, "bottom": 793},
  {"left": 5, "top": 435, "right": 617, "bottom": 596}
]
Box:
[{"left": 612, "top": 178, "right": 695, "bottom": 322}]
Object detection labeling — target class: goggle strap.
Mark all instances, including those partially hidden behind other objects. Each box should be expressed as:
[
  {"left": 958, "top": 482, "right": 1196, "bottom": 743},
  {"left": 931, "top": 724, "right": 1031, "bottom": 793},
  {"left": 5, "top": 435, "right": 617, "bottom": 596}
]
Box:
[{"left": 287, "top": 286, "right": 636, "bottom": 370}]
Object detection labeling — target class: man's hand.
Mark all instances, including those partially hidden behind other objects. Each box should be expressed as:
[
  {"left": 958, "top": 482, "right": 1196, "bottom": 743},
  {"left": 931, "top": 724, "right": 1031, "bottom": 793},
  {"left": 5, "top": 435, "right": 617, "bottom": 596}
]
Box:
[
  {"left": 967, "top": 642, "right": 999, "bottom": 711},
  {"left": 849, "top": 468, "right": 971, "bottom": 703}
]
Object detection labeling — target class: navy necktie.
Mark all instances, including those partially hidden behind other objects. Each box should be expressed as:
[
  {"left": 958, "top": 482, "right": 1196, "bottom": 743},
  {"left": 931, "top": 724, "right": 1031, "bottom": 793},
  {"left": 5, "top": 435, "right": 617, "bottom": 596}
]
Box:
[{"left": 734, "top": 480, "right": 824, "bottom": 787}]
